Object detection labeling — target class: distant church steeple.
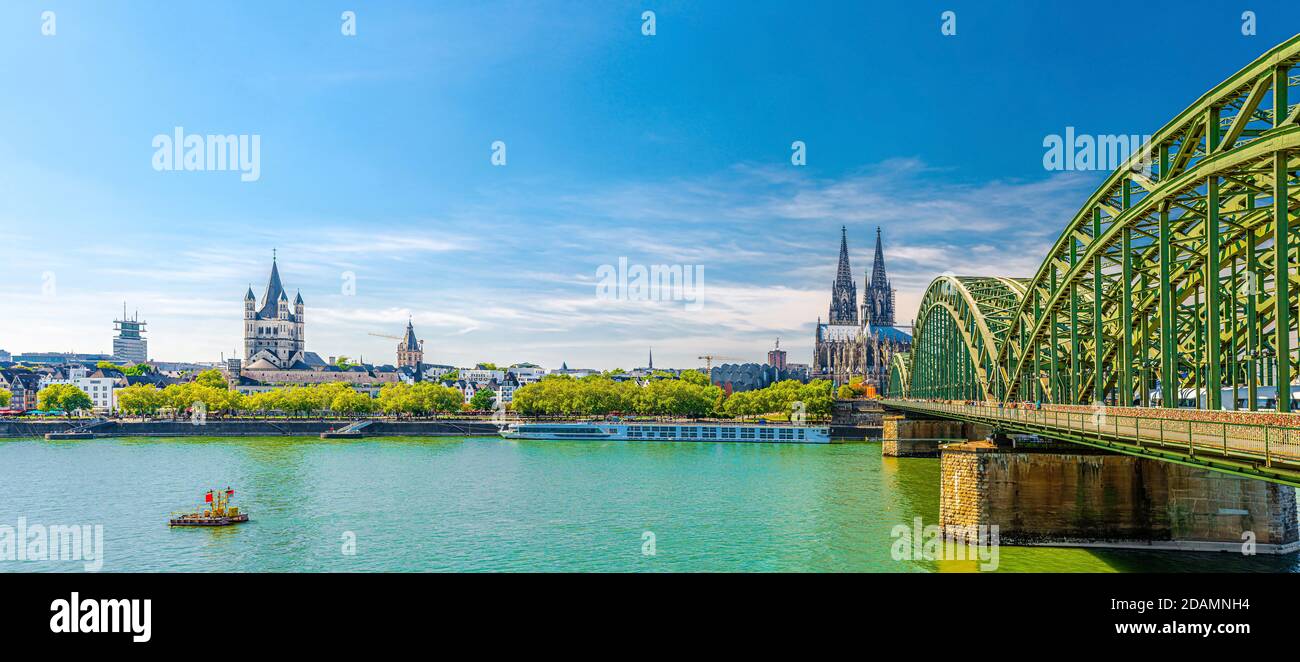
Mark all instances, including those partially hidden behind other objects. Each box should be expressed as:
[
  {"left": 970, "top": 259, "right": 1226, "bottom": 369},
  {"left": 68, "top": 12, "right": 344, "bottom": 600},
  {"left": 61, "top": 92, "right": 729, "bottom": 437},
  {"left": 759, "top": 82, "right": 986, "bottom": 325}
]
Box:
[
  {"left": 827, "top": 226, "right": 858, "bottom": 325},
  {"left": 397, "top": 317, "right": 424, "bottom": 369},
  {"left": 648, "top": 348, "right": 654, "bottom": 371}
]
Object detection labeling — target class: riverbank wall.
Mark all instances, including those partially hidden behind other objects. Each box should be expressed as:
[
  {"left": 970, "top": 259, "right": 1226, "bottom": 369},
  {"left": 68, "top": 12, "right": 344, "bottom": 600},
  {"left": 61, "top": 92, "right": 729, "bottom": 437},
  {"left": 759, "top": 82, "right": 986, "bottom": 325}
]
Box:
[
  {"left": 0, "top": 419, "right": 502, "bottom": 438},
  {"left": 830, "top": 399, "right": 885, "bottom": 441}
]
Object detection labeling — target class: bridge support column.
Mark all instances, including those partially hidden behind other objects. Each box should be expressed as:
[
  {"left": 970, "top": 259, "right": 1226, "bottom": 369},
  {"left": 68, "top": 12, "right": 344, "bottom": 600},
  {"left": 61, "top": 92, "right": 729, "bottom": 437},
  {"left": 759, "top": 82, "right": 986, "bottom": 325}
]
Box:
[
  {"left": 940, "top": 442, "right": 1299, "bottom": 553},
  {"left": 882, "top": 414, "right": 991, "bottom": 457}
]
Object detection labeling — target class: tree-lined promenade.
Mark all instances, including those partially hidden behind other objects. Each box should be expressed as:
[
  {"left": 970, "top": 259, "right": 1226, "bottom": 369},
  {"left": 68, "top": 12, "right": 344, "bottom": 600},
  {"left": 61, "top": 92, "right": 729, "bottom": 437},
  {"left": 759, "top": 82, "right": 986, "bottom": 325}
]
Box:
[
  {"left": 113, "top": 379, "right": 464, "bottom": 418},
  {"left": 511, "top": 373, "right": 833, "bottom": 420},
  {"left": 21, "top": 369, "right": 835, "bottom": 421}
]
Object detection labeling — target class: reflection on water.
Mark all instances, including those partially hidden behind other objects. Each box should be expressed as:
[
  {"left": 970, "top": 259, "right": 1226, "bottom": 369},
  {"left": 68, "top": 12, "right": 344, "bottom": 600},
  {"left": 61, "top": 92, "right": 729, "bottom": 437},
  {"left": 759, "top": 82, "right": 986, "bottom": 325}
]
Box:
[{"left": 0, "top": 437, "right": 1294, "bottom": 572}]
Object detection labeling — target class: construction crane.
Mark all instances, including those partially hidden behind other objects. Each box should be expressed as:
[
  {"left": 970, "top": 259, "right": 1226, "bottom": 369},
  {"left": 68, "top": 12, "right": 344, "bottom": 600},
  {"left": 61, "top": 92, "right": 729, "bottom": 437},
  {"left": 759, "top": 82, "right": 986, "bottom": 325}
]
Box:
[
  {"left": 698, "top": 355, "right": 743, "bottom": 371},
  {"left": 368, "top": 332, "right": 402, "bottom": 341}
]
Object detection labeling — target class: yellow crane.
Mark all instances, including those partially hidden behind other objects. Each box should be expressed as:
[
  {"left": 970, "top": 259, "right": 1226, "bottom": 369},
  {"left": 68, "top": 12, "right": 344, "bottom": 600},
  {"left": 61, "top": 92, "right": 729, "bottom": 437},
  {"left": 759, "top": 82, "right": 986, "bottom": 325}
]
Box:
[{"left": 698, "top": 355, "right": 743, "bottom": 371}]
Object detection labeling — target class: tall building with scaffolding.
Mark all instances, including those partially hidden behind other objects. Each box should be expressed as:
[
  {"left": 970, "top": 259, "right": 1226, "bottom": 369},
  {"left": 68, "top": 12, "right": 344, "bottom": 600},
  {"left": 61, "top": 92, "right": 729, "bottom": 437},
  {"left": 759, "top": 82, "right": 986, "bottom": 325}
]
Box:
[{"left": 112, "top": 304, "right": 148, "bottom": 363}]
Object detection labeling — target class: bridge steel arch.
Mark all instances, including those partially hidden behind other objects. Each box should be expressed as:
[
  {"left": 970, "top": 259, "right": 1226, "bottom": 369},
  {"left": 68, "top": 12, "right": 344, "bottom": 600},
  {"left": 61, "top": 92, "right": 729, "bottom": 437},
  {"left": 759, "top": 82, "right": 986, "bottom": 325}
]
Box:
[{"left": 890, "top": 35, "right": 1300, "bottom": 412}]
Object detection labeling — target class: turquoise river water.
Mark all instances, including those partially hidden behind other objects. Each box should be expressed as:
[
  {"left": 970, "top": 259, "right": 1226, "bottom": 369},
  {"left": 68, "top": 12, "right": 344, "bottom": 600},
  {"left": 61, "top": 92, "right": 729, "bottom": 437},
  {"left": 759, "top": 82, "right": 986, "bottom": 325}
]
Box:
[{"left": 0, "top": 436, "right": 1296, "bottom": 572}]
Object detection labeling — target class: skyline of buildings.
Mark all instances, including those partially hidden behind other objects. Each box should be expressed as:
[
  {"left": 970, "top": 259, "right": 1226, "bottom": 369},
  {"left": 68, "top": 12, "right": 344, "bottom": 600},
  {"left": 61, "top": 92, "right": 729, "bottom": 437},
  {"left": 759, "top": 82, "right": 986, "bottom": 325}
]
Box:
[
  {"left": 16, "top": 5, "right": 1255, "bottom": 371},
  {"left": 4, "top": 225, "right": 914, "bottom": 373}
]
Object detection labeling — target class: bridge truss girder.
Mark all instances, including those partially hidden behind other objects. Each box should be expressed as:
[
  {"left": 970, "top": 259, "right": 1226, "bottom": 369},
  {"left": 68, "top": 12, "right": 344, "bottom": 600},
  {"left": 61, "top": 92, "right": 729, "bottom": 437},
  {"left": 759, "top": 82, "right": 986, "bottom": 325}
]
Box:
[{"left": 890, "top": 35, "right": 1300, "bottom": 413}]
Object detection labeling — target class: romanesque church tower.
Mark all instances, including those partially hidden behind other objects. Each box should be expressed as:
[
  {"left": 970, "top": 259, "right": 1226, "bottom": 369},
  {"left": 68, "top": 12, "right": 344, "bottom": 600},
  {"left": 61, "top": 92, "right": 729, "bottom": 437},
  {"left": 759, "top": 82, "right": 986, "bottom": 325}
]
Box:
[{"left": 243, "top": 253, "right": 307, "bottom": 369}]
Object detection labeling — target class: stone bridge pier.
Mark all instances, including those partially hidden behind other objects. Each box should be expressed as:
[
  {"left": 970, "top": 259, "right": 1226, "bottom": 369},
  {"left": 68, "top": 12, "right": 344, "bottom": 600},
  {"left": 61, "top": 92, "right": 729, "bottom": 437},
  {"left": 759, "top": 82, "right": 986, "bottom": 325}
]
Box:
[
  {"left": 940, "top": 439, "right": 1300, "bottom": 553},
  {"left": 882, "top": 410, "right": 1299, "bottom": 552},
  {"left": 881, "top": 413, "right": 991, "bottom": 457}
]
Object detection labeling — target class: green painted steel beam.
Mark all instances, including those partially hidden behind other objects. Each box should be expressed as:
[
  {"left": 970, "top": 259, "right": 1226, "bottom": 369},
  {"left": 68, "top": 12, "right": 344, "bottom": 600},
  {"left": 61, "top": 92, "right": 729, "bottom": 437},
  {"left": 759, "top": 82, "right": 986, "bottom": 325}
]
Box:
[{"left": 901, "top": 36, "right": 1300, "bottom": 422}]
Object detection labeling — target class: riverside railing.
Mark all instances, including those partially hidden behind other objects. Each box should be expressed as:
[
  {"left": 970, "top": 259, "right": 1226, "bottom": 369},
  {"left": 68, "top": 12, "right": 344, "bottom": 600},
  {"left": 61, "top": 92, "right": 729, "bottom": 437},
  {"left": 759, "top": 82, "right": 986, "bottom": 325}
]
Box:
[{"left": 880, "top": 399, "right": 1300, "bottom": 470}]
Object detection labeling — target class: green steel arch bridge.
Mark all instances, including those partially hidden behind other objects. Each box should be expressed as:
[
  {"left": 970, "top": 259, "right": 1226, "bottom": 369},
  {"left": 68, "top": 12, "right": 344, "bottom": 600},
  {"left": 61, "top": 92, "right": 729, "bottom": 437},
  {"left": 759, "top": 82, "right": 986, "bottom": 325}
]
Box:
[{"left": 883, "top": 35, "right": 1300, "bottom": 487}]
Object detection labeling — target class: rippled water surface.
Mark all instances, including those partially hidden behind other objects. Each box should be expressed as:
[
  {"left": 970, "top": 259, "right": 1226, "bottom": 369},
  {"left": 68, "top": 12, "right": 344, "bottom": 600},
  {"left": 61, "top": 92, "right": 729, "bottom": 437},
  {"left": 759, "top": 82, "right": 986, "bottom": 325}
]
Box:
[{"left": 1, "top": 437, "right": 1295, "bottom": 572}]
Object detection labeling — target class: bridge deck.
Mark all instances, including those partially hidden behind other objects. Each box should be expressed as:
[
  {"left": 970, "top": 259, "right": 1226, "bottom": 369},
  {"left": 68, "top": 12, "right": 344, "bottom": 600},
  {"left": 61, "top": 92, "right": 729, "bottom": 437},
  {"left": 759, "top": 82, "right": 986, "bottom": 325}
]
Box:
[{"left": 880, "top": 399, "right": 1300, "bottom": 487}]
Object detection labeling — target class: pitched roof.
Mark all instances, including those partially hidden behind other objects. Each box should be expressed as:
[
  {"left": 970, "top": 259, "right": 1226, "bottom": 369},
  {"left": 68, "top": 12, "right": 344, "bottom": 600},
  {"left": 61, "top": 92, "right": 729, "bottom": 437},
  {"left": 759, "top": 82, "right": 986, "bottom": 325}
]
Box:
[
  {"left": 401, "top": 320, "right": 420, "bottom": 351},
  {"left": 868, "top": 325, "right": 912, "bottom": 343},
  {"left": 11, "top": 373, "right": 42, "bottom": 388},
  {"left": 257, "top": 259, "right": 287, "bottom": 318}
]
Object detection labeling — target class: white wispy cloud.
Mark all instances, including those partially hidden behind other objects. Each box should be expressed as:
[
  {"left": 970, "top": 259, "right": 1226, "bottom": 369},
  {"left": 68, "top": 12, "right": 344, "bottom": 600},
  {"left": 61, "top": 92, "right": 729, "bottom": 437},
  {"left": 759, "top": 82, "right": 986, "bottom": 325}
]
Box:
[{"left": 1, "top": 160, "right": 1099, "bottom": 369}]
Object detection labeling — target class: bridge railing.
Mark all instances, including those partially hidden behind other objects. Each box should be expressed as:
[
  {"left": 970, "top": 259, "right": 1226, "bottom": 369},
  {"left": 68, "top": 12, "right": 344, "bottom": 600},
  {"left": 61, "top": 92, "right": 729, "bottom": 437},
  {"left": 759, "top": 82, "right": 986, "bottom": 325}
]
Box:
[{"left": 880, "top": 399, "right": 1300, "bottom": 469}]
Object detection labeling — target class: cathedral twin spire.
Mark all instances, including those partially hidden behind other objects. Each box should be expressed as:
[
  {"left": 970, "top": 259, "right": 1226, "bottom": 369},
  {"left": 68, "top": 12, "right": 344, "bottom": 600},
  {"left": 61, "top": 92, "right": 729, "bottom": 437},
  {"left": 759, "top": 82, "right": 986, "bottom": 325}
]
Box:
[
  {"left": 827, "top": 226, "right": 895, "bottom": 328},
  {"left": 866, "top": 227, "right": 896, "bottom": 327},
  {"left": 828, "top": 226, "right": 858, "bottom": 325}
]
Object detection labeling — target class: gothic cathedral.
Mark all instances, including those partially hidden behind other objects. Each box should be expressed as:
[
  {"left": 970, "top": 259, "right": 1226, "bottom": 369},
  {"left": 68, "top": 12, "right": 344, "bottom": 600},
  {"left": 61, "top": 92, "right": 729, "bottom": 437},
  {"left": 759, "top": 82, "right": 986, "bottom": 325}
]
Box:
[{"left": 813, "top": 227, "right": 912, "bottom": 392}]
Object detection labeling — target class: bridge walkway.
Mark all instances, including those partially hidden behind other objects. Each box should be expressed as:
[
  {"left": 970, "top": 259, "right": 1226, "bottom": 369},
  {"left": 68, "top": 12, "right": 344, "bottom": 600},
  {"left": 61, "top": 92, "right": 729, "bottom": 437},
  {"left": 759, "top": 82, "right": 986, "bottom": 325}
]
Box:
[{"left": 881, "top": 399, "right": 1300, "bottom": 487}]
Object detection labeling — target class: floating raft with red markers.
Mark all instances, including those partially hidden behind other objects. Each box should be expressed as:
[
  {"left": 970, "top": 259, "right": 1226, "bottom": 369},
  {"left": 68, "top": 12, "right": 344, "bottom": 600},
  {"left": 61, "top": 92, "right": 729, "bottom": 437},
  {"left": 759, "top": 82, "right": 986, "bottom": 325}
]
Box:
[{"left": 169, "top": 487, "right": 249, "bottom": 527}]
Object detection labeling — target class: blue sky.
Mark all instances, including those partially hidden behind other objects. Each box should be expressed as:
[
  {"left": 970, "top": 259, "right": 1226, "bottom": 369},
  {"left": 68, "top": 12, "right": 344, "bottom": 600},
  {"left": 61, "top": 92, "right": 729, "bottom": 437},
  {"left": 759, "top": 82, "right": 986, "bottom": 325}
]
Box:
[{"left": 2, "top": 1, "right": 1298, "bottom": 369}]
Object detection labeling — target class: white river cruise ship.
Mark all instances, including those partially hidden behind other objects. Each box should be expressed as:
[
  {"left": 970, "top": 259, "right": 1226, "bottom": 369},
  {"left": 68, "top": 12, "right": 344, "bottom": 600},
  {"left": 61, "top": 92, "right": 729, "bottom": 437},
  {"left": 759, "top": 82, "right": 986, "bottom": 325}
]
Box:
[{"left": 500, "top": 422, "right": 830, "bottom": 444}]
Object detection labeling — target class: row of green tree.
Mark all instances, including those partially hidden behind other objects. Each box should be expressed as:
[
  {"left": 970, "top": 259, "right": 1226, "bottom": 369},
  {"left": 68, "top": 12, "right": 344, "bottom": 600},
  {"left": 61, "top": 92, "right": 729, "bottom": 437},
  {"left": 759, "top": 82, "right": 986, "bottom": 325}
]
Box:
[
  {"left": 111, "top": 381, "right": 488, "bottom": 417},
  {"left": 20, "top": 370, "right": 834, "bottom": 421},
  {"left": 95, "top": 361, "right": 155, "bottom": 376},
  {"left": 510, "top": 373, "right": 832, "bottom": 420}
]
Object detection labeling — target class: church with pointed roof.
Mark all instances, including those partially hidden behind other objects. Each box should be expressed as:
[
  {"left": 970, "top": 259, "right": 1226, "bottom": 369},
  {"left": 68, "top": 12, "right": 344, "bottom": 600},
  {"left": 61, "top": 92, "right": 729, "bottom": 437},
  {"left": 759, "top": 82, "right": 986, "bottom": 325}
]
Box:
[
  {"left": 397, "top": 319, "right": 424, "bottom": 369},
  {"left": 813, "top": 227, "right": 911, "bottom": 392},
  {"left": 243, "top": 253, "right": 307, "bottom": 370}
]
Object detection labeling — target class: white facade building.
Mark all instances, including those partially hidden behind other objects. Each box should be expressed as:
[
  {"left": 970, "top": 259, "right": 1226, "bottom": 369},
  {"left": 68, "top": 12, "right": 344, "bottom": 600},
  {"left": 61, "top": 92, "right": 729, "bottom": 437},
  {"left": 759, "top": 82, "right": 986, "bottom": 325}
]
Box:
[
  {"left": 507, "top": 364, "right": 545, "bottom": 384},
  {"left": 39, "top": 369, "right": 119, "bottom": 413},
  {"left": 461, "top": 368, "right": 505, "bottom": 384}
]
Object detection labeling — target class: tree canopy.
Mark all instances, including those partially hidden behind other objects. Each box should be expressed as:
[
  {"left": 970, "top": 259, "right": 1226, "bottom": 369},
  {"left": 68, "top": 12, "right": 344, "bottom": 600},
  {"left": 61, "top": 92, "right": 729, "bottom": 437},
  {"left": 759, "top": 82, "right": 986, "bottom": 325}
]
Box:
[
  {"left": 36, "top": 384, "right": 93, "bottom": 414},
  {"left": 96, "top": 361, "right": 154, "bottom": 376},
  {"left": 194, "top": 369, "right": 228, "bottom": 389},
  {"left": 468, "top": 388, "right": 496, "bottom": 411},
  {"left": 509, "top": 373, "right": 828, "bottom": 420}
]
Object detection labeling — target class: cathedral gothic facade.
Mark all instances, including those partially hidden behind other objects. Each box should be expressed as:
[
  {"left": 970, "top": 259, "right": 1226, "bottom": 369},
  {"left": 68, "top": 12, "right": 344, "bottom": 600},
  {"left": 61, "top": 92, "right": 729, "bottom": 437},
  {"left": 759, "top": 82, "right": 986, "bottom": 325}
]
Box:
[{"left": 813, "top": 227, "right": 912, "bottom": 392}]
